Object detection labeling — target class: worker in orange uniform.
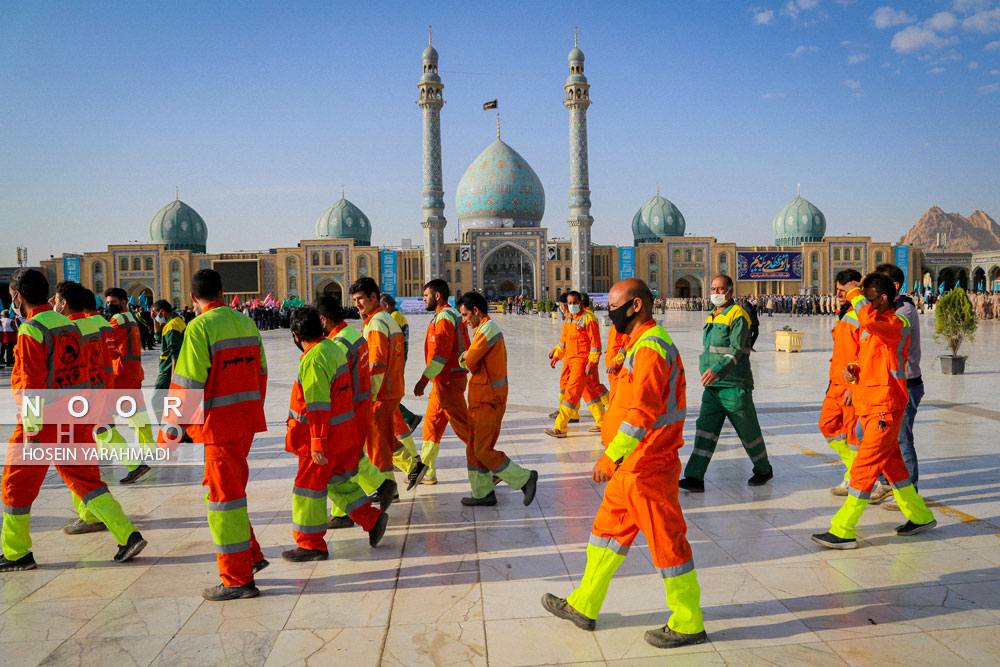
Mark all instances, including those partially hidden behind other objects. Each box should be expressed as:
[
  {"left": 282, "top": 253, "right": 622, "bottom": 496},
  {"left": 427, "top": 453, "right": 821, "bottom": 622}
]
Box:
[
  {"left": 542, "top": 278, "right": 706, "bottom": 649},
  {"left": 349, "top": 277, "right": 417, "bottom": 488},
  {"left": 548, "top": 292, "right": 581, "bottom": 424},
  {"left": 315, "top": 296, "right": 397, "bottom": 530},
  {"left": 282, "top": 307, "right": 389, "bottom": 561},
  {"left": 413, "top": 279, "right": 473, "bottom": 485},
  {"left": 604, "top": 322, "right": 628, "bottom": 403},
  {"left": 2, "top": 270, "right": 147, "bottom": 572},
  {"left": 456, "top": 291, "right": 538, "bottom": 506},
  {"left": 820, "top": 269, "right": 863, "bottom": 497},
  {"left": 158, "top": 270, "right": 269, "bottom": 600},
  {"left": 580, "top": 293, "right": 611, "bottom": 408},
  {"left": 812, "top": 273, "right": 936, "bottom": 550},
  {"left": 380, "top": 294, "right": 422, "bottom": 438},
  {"left": 546, "top": 291, "right": 605, "bottom": 438}
]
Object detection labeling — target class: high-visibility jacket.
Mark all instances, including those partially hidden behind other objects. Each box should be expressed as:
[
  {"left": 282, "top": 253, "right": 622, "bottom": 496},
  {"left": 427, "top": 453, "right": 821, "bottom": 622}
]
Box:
[
  {"left": 553, "top": 310, "right": 601, "bottom": 364},
  {"left": 846, "top": 287, "right": 910, "bottom": 415},
  {"left": 460, "top": 315, "right": 507, "bottom": 407},
  {"left": 597, "top": 319, "right": 687, "bottom": 476},
  {"left": 286, "top": 338, "right": 356, "bottom": 455},
  {"left": 605, "top": 323, "right": 628, "bottom": 370},
  {"left": 422, "top": 304, "right": 470, "bottom": 383},
  {"left": 88, "top": 312, "right": 118, "bottom": 387},
  {"left": 67, "top": 312, "right": 113, "bottom": 390},
  {"left": 700, "top": 302, "right": 753, "bottom": 389},
  {"left": 551, "top": 315, "right": 575, "bottom": 360},
  {"left": 828, "top": 307, "right": 860, "bottom": 386},
  {"left": 388, "top": 308, "right": 410, "bottom": 361},
  {"left": 109, "top": 311, "right": 144, "bottom": 384},
  {"left": 330, "top": 322, "right": 371, "bottom": 406},
  {"left": 166, "top": 301, "right": 268, "bottom": 442},
  {"left": 363, "top": 306, "right": 404, "bottom": 400},
  {"left": 156, "top": 314, "right": 186, "bottom": 388}
]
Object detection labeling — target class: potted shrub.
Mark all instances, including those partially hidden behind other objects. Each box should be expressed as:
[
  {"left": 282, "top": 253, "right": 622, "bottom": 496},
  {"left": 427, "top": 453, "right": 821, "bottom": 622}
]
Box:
[
  {"left": 774, "top": 324, "right": 803, "bottom": 353},
  {"left": 933, "top": 287, "right": 976, "bottom": 375}
]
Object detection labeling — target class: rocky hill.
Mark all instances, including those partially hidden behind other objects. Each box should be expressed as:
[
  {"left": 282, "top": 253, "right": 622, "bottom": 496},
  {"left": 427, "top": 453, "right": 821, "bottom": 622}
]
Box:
[{"left": 899, "top": 207, "right": 1000, "bottom": 252}]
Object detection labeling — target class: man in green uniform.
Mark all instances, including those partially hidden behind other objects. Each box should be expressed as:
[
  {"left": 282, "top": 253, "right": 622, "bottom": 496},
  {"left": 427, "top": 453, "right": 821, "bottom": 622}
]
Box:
[
  {"left": 679, "top": 275, "right": 773, "bottom": 492},
  {"left": 152, "top": 300, "right": 186, "bottom": 390}
]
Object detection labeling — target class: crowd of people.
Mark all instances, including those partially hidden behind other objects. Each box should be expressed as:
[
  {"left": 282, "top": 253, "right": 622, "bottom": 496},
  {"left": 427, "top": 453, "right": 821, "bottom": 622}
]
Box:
[{"left": 969, "top": 290, "right": 1000, "bottom": 319}]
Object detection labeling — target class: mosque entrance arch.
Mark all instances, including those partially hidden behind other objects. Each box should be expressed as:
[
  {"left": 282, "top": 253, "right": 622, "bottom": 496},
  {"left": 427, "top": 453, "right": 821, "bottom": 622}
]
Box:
[
  {"left": 125, "top": 282, "right": 154, "bottom": 307},
  {"left": 480, "top": 243, "right": 535, "bottom": 301},
  {"left": 673, "top": 273, "right": 703, "bottom": 299},
  {"left": 973, "top": 267, "right": 986, "bottom": 291},
  {"left": 314, "top": 277, "right": 343, "bottom": 306}
]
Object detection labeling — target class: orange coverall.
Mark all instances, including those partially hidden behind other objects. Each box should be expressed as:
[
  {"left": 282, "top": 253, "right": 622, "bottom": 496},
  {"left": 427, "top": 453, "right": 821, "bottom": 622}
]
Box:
[
  {"left": 108, "top": 311, "right": 144, "bottom": 389},
  {"left": 554, "top": 314, "right": 581, "bottom": 420},
  {"left": 553, "top": 309, "right": 605, "bottom": 431},
  {"left": 818, "top": 308, "right": 861, "bottom": 477},
  {"left": 584, "top": 307, "right": 610, "bottom": 407},
  {"left": 604, "top": 323, "right": 628, "bottom": 401},
  {"left": 363, "top": 306, "right": 410, "bottom": 480}
]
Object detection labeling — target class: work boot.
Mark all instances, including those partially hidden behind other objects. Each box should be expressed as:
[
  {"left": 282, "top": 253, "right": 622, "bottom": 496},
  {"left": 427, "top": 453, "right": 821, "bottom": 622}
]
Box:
[
  {"left": 461, "top": 492, "right": 497, "bottom": 506},
  {"left": 202, "top": 582, "right": 260, "bottom": 601},
  {"left": 376, "top": 478, "right": 398, "bottom": 512},
  {"left": 587, "top": 425, "right": 602, "bottom": 433},
  {"left": 545, "top": 428, "right": 567, "bottom": 439},
  {"left": 570, "top": 417, "right": 579, "bottom": 423},
  {"left": 881, "top": 497, "right": 901, "bottom": 511},
  {"left": 893, "top": 519, "right": 937, "bottom": 536},
  {"left": 113, "top": 531, "right": 148, "bottom": 563},
  {"left": 327, "top": 515, "right": 356, "bottom": 529},
  {"left": 0, "top": 552, "right": 37, "bottom": 572},
  {"left": 829, "top": 478, "right": 851, "bottom": 497},
  {"left": 521, "top": 470, "right": 539, "bottom": 506},
  {"left": 281, "top": 547, "right": 329, "bottom": 562},
  {"left": 63, "top": 518, "right": 108, "bottom": 535},
  {"left": 407, "top": 460, "right": 428, "bottom": 491},
  {"left": 368, "top": 512, "right": 389, "bottom": 547},
  {"left": 643, "top": 625, "right": 709, "bottom": 649},
  {"left": 252, "top": 558, "right": 270, "bottom": 574},
  {"left": 119, "top": 464, "right": 151, "bottom": 485},
  {"left": 402, "top": 414, "right": 422, "bottom": 439},
  {"left": 811, "top": 531, "right": 858, "bottom": 550},
  {"left": 869, "top": 482, "right": 893, "bottom": 503},
  {"left": 748, "top": 468, "right": 774, "bottom": 486},
  {"left": 540, "top": 593, "right": 595, "bottom": 631},
  {"left": 678, "top": 477, "right": 705, "bottom": 493}
]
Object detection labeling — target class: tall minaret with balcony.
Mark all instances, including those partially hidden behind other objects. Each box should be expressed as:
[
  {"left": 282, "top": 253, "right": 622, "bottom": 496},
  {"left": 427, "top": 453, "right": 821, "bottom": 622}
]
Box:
[
  {"left": 418, "top": 27, "right": 446, "bottom": 280},
  {"left": 565, "top": 31, "right": 593, "bottom": 291}
]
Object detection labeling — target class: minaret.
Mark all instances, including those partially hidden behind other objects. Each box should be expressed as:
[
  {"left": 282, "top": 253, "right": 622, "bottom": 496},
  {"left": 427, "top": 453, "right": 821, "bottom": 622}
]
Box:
[
  {"left": 418, "top": 27, "right": 447, "bottom": 280},
  {"left": 565, "top": 30, "right": 593, "bottom": 292}
]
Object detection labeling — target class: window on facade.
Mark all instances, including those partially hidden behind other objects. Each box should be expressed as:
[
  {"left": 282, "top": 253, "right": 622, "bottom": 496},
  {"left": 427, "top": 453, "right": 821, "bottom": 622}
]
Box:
[
  {"left": 93, "top": 261, "right": 104, "bottom": 276},
  {"left": 287, "top": 256, "right": 297, "bottom": 271},
  {"left": 684, "top": 249, "right": 692, "bottom": 262},
  {"left": 446, "top": 269, "right": 452, "bottom": 282},
  {"left": 288, "top": 276, "right": 297, "bottom": 291},
  {"left": 445, "top": 249, "right": 452, "bottom": 262},
  {"left": 833, "top": 248, "right": 841, "bottom": 261},
  {"left": 649, "top": 270, "right": 658, "bottom": 287},
  {"left": 144, "top": 256, "right": 154, "bottom": 272},
  {"left": 323, "top": 251, "right": 331, "bottom": 266},
  {"left": 812, "top": 268, "right": 819, "bottom": 281},
  {"left": 358, "top": 256, "right": 369, "bottom": 276},
  {"left": 875, "top": 251, "right": 884, "bottom": 265},
  {"left": 456, "top": 268, "right": 461, "bottom": 282},
  {"left": 719, "top": 252, "right": 728, "bottom": 265},
  {"left": 672, "top": 248, "right": 681, "bottom": 262},
  {"left": 649, "top": 252, "right": 659, "bottom": 268},
  {"left": 131, "top": 257, "right": 141, "bottom": 271},
  {"left": 853, "top": 248, "right": 861, "bottom": 261},
  {"left": 170, "top": 259, "right": 181, "bottom": 275},
  {"left": 335, "top": 251, "right": 343, "bottom": 265},
  {"left": 311, "top": 252, "right": 319, "bottom": 266},
  {"left": 120, "top": 257, "right": 129, "bottom": 272},
  {"left": 811, "top": 251, "right": 820, "bottom": 266},
  {"left": 94, "top": 280, "right": 104, "bottom": 294},
  {"left": 696, "top": 249, "right": 704, "bottom": 262},
  {"left": 556, "top": 267, "right": 561, "bottom": 281}
]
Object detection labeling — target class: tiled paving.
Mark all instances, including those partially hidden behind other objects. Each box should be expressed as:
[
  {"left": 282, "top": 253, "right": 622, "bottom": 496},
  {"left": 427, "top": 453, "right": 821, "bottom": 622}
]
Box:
[{"left": 1, "top": 309, "right": 998, "bottom": 666}]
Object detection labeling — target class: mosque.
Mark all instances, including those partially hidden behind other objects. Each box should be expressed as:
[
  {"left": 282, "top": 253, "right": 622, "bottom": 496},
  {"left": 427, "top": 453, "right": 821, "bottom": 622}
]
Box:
[{"left": 37, "top": 32, "right": 953, "bottom": 308}]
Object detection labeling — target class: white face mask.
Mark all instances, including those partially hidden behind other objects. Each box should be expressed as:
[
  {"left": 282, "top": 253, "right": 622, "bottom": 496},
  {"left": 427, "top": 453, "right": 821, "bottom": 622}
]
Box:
[
  {"left": 710, "top": 292, "right": 730, "bottom": 307},
  {"left": 568, "top": 304, "right": 581, "bottom": 315}
]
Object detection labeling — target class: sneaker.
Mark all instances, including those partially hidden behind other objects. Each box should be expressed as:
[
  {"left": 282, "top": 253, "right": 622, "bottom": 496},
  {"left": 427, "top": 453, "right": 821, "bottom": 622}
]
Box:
[
  {"left": 678, "top": 477, "right": 705, "bottom": 493},
  {"left": 811, "top": 531, "right": 858, "bottom": 550},
  {"left": 587, "top": 425, "right": 602, "bottom": 433},
  {"left": 461, "top": 492, "right": 498, "bottom": 506},
  {"left": 893, "top": 519, "right": 937, "bottom": 536},
  {"left": 421, "top": 476, "right": 437, "bottom": 485},
  {"left": 281, "top": 547, "right": 329, "bottom": 562},
  {"left": 643, "top": 625, "right": 709, "bottom": 649},
  {"left": 368, "top": 512, "right": 389, "bottom": 547},
  {"left": 882, "top": 497, "right": 901, "bottom": 511},
  {"left": 202, "top": 582, "right": 260, "bottom": 601},
  {"left": 114, "top": 531, "right": 148, "bottom": 563},
  {"left": 327, "top": 515, "right": 356, "bottom": 529},
  {"left": 376, "top": 478, "right": 398, "bottom": 511},
  {"left": 748, "top": 468, "right": 774, "bottom": 486},
  {"left": 252, "top": 558, "right": 270, "bottom": 574},
  {"left": 406, "top": 460, "right": 428, "bottom": 491},
  {"left": 119, "top": 464, "right": 151, "bottom": 485},
  {"left": 829, "top": 479, "right": 851, "bottom": 497},
  {"left": 402, "top": 414, "right": 422, "bottom": 439},
  {"left": 521, "top": 470, "right": 539, "bottom": 506},
  {"left": 0, "top": 552, "right": 37, "bottom": 572},
  {"left": 870, "top": 482, "right": 893, "bottom": 503},
  {"left": 540, "top": 593, "right": 595, "bottom": 631},
  {"left": 63, "top": 518, "right": 108, "bottom": 535},
  {"left": 545, "top": 428, "right": 567, "bottom": 439}
]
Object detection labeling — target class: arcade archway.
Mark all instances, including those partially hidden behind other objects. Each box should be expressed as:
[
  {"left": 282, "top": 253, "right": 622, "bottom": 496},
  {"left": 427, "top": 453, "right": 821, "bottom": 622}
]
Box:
[
  {"left": 125, "top": 282, "right": 154, "bottom": 307},
  {"left": 673, "top": 274, "right": 703, "bottom": 298},
  {"left": 314, "top": 277, "right": 343, "bottom": 305},
  {"left": 481, "top": 244, "right": 535, "bottom": 300}
]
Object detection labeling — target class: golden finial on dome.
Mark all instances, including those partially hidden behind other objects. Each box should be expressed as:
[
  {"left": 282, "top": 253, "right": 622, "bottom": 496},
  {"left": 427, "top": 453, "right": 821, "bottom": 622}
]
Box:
[
  {"left": 175, "top": 186, "right": 178, "bottom": 201},
  {"left": 429, "top": 25, "right": 432, "bottom": 46},
  {"left": 797, "top": 183, "right": 801, "bottom": 196},
  {"left": 496, "top": 110, "right": 501, "bottom": 140},
  {"left": 656, "top": 181, "right": 660, "bottom": 196},
  {"left": 574, "top": 27, "right": 578, "bottom": 47},
  {"left": 341, "top": 184, "right": 345, "bottom": 199}
]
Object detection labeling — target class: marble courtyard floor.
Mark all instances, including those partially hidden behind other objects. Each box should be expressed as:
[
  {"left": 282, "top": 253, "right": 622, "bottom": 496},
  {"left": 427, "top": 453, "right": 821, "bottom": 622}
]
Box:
[{"left": 1, "top": 309, "right": 999, "bottom": 666}]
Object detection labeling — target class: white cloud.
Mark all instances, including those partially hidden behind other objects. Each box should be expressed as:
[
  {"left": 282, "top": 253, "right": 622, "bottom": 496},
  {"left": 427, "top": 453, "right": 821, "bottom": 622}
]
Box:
[
  {"left": 963, "top": 8, "right": 1000, "bottom": 32},
  {"left": 986, "top": 40, "right": 1000, "bottom": 49},
  {"left": 844, "top": 78, "right": 862, "bottom": 89},
  {"left": 834, "top": 0, "right": 857, "bottom": 6},
  {"left": 891, "top": 25, "right": 959, "bottom": 53},
  {"left": 760, "top": 92, "right": 788, "bottom": 100},
  {"left": 978, "top": 82, "right": 1000, "bottom": 94},
  {"left": 952, "top": 0, "right": 990, "bottom": 13},
  {"left": 992, "top": 68, "right": 1000, "bottom": 74},
  {"left": 873, "top": 6, "right": 916, "bottom": 29},
  {"left": 848, "top": 53, "right": 869, "bottom": 63},
  {"left": 969, "top": 60, "right": 980, "bottom": 68},
  {"left": 882, "top": 61, "right": 892, "bottom": 68},
  {"left": 753, "top": 8, "right": 776, "bottom": 24},
  {"left": 789, "top": 45, "right": 820, "bottom": 56},
  {"left": 928, "top": 66, "right": 947, "bottom": 73},
  {"left": 840, "top": 39, "right": 872, "bottom": 47},
  {"left": 926, "top": 12, "right": 958, "bottom": 31},
  {"left": 798, "top": 0, "right": 820, "bottom": 9}
]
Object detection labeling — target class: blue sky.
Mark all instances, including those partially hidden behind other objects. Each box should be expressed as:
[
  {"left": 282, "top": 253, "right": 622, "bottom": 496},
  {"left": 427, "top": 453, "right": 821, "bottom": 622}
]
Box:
[{"left": 2, "top": 0, "right": 998, "bottom": 265}]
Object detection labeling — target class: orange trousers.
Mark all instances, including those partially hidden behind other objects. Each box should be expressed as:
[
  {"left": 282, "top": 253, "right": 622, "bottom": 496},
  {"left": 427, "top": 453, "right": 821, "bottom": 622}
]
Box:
[
  {"left": 819, "top": 383, "right": 860, "bottom": 447},
  {"left": 563, "top": 359, "right": 602, "bottom": 408},
  {"left": 422, "top": 377, "right": 473, "bottom": 445},
  {"left": 369, "top": 398, "right": 401, "bottom": 472},
  {"left": 848, "top": 411, "right": 912, "bottom": 494},
  {"left": 467, "top": 400, "right": 508, "bottom": 470},
  {"left": 203, "top": 437, "right": 263, "bottom": 587}
]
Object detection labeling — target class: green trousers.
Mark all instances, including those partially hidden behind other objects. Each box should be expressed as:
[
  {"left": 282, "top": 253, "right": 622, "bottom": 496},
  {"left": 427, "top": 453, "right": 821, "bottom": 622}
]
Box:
[{"left": 685, "top": 386, "right": 771, "bottom": 479}]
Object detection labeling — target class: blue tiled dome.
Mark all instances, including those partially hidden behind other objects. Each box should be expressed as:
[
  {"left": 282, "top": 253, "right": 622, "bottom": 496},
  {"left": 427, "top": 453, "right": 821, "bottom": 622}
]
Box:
[
  {"left": 632, "top": 194, "right": 686, "bottom": 243},
  {"left": 455, "top": 140, "right": 545, "bottom": 231},
  {"left": 149, "top": 200, "right": 207, "bottom": 253},
  {"left": 315, "top": 196, "right": 372, "bottom": 246},
  {"left": 772, "top": 195, "right": 826, "bottom": 246}
]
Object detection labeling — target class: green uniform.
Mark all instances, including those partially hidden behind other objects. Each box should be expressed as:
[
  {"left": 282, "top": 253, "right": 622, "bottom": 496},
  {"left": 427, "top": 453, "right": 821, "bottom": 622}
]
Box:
[
  {"left": 155, "top": 314, "right": 186, "bottom": 389},
  {"left": 684, "top": 302, "right": 771, "bottom": 480}
]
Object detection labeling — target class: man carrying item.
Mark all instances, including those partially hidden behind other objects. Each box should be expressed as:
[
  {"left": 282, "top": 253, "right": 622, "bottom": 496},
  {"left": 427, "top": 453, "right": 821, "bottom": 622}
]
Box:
[
  {"left": 282, "top": 307, "right": 388, "bottom": 561},
  {"left": 548, "top": 292, "right": 581, "bottom": 424},
  {"left": 380, "top": 293, "right": 422, "bottom": 438},
  {"left": 456, "top": 291, "right": 538, "bottom": 507},
  {"left": 812, "top": 273, "right": 936, "bottom": 549},
  {"left": 679, "top": 275, "right": 773, "bottom": 492},
  {"left": 546, "top": 291, "right": 605, "bottom": 438},
  {"left": 542, "top": 278, "right": 706, "bottom": 649}
]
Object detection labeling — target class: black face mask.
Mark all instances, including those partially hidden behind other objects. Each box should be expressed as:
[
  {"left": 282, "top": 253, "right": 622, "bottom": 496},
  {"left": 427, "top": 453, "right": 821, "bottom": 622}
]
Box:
[
  {"left": 107, "top": 303, "right": 122, "bottom": 315},
  {"left": 609, "top": 301, "right": 638, "bottom": 334},
  {"left": 292, "top": 336, "right": 304, "bottom": 352}
]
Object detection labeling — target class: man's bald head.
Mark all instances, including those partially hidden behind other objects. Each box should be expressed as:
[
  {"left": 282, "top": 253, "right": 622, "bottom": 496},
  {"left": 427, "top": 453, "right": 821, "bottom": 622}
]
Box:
[
  {"left": 613, "top": 278, "right": 653, "bottom": 308},
  {"left": 609, "top": 278, "right": 654, "bottom": 334}
]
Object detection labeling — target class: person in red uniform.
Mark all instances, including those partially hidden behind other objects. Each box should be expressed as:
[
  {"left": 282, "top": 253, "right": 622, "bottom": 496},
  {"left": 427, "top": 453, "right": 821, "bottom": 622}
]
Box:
[
  {"left": 812, "top": 272, "right": 936, "bottom": 550},
  {"left": 546, "top": 291, "right": 605, "bottom": 437},
  {"left": 542, "top": 278, "right": 706, "bottom": 649}
]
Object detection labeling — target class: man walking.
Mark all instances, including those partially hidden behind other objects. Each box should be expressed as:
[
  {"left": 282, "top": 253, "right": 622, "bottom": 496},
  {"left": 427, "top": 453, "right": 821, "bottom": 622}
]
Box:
[
  {"left": 380, "top": 294, "right": 422, "bottom": 437},
  {"left": 546, "top": 291, "right": 605, "bottom": 438}
]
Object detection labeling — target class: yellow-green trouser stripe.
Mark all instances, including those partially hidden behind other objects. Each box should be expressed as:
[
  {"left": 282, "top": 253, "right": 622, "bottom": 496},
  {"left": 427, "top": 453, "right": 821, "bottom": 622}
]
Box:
[
  {"left": 2, "top": 504, "right": 32, "bottom": 560},
  {"left": 421, "top": 440, "right": 441, "bottom": 477},
  {"left": 664, "top": 568, "right": 705, "bottom": 634},
  {"left": 827, "top": 438, "right": 856, "bottom": 481},
  {"left": 493, "top": 456, "right": 531, "bottom": 490},
  {"left": 206, "top": 495, "right": 251, "bottom": 554},
  {"left": 467, "top": 466, "right": 494, "bottom": 499},
  {"left": 566, "top": 538, "right": 629, "bottom": 620},
  {"left": 330, "top": 455, "right": 384, "bottom": 518},
  {"left": 830, "top": 494, "right": 869, "bottom": 540},
  {"left": 891, "top": 484, "right": 934, "bottom": 525},
  {"left": 72, "top": 492, "right": 100, "bottom": 524},
  {"left": 292, "top": 486, "right": 328, "bottom": 534},
  {"left": 327, "top": 477, "right": 369, "bottom": 518},
  {"left": 81, "top": 487, "right": 135, "bottom": 545}
]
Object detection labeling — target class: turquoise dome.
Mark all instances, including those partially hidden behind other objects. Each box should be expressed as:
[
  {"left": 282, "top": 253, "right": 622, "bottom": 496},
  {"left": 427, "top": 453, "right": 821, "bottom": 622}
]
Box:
[
  {"left": 569, "top": 46, "right": 584, "bottom": 62},
  {"left": 315, "top": 196, "right": 372, "bottom": 246},
  {"left": 772, "top": 195, "right": 826, "bottom": 246},
  {"left": 149, "top": 199, "right": 207, "bottom": 253},
  {"left": 422, "top": 45, "right": 438, "bottom": 60},
  {"left": 455, "top": 140, "right": 545, "bottom": 231},
  {"left": 632, "top": 194, "right": 686, "bottom": 243}
]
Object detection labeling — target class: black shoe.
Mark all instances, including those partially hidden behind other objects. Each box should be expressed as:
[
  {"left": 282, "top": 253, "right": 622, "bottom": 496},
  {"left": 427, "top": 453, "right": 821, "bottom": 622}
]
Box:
[
  {"left": 406, "top": 460, "right": 428, "bottom": 491},
  {"left": 327, "top": 515, "right": 356, "bottom": 529},
  {"left": 811, "top": 531, "right": 858, "bottom": 550},
  {"left": 376, "top": 478, "right": 398, "bottom": 512},
  {"left": 63, "top": 518, "right": 108, "bottom": 535},
  {"left": 114, "top": 531, "right": 148, "bottom": 562},
  {"left": 678, "top": 477, "right": 705, "bottom": 493},
  {"left": 0, "top": 552, "right": 37, "bottom": 572},
  {"left": 202, "top": 582, "right": 260, "bottom": 601},
  {"left": 402, "top": 414, "right": 422, "bottom": 439},
  {"left": 643, "top": 625, "right": 709, "bottom": 649},
  {"left": 461, "top": 492, "right": 498, "bottom": 506},
  {"left": 252, "top": 558, "right": 270, "bottom": 574},
  {"left": 368, "top": 512, "right": 389, "bottom": 547},
  {"left": 893, "top": 519, "right": 937, "bottom": 536},
  {"left": 281, "top": 547, "right": 329, "bottom": 562},
  {"left": 521, "top": 470, "right": 539, "bottom": 507},
  {"left": 748, "top": 468, "right": 774, "bottom": 486},
  {"left": 119, "top": 464, "right": 151, "bottom": 485},
  {"left": 569, "top": 418, "right": 580, "bottom": 424},
  {"left": 540, "top": 593, "right": 595, "bottom": 631}
]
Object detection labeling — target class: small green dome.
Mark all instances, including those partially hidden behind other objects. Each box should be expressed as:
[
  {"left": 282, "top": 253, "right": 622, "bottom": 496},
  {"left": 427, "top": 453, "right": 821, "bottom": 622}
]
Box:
[
  {"left": 632, "top": 193, "right": 685, "bottom": 243},
  {"left": 315, "top": 196, "right": 372, "bottom": 246},
  {"left": 149, "top": 199, "right": 207, "bottom": 252},
  {"left": 772, "top": 195, "right": 826, "bottom": 246}
]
